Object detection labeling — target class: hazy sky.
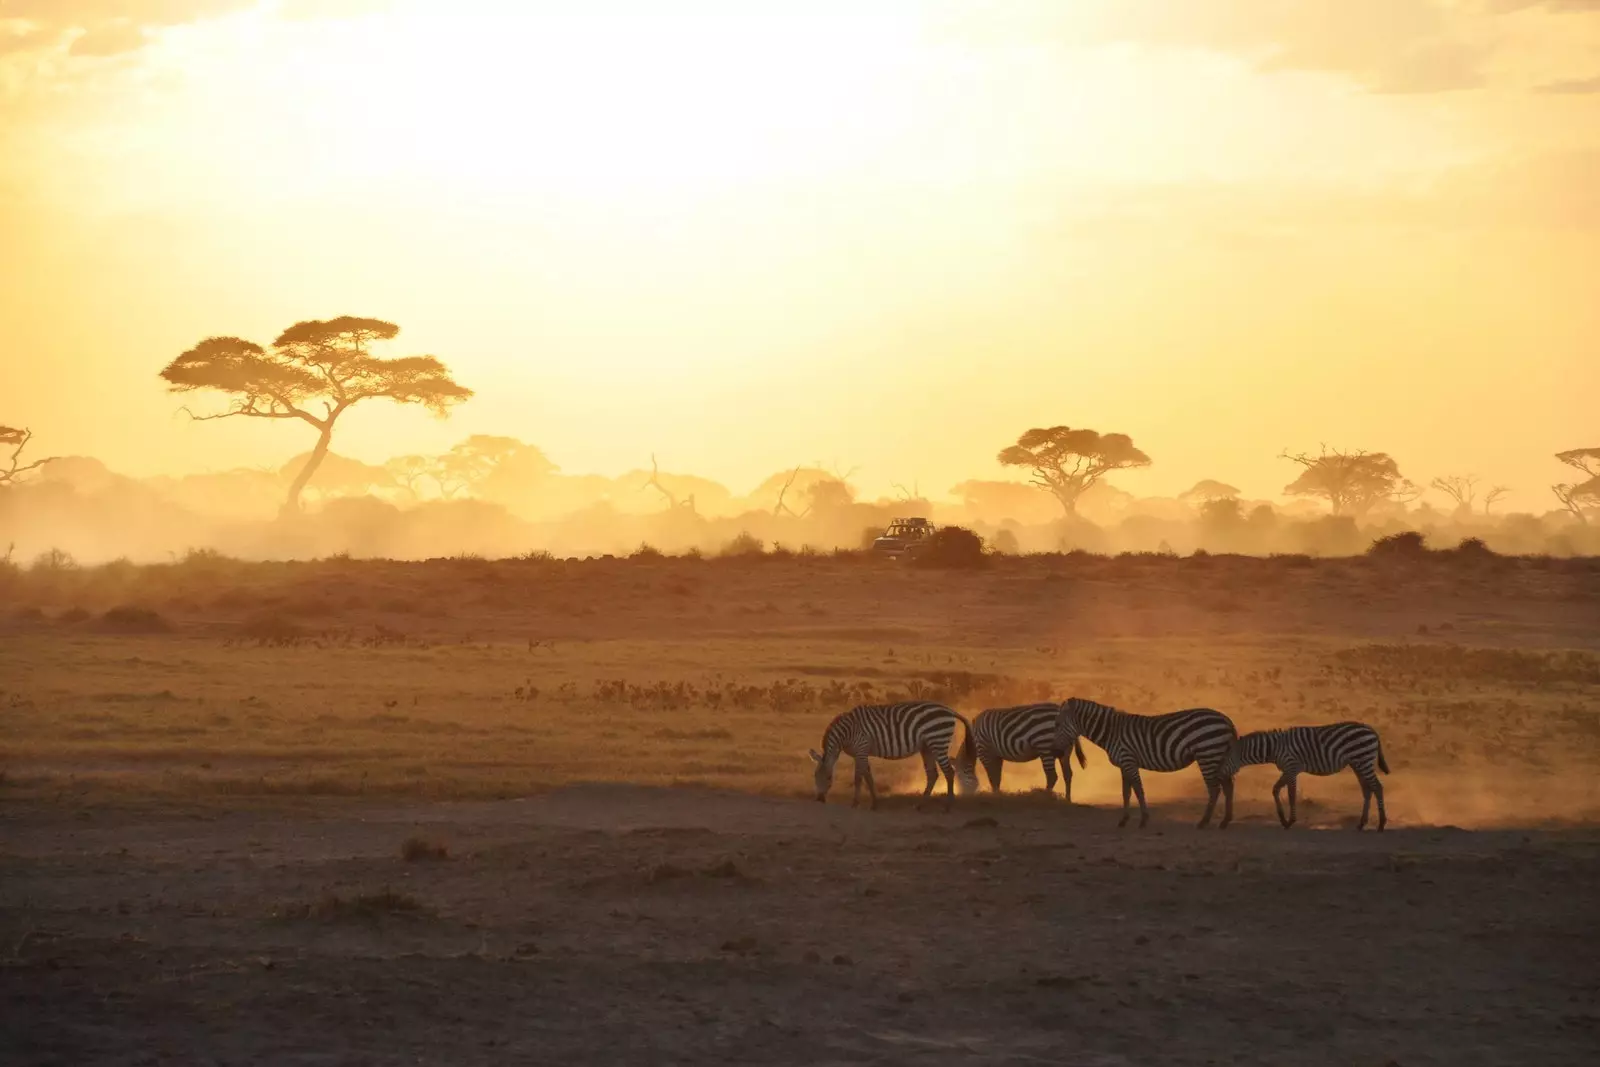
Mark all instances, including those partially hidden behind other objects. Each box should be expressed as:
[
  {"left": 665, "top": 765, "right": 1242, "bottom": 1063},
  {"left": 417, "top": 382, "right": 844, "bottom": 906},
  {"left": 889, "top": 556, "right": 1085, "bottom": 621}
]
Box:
[{"left": 2, "top": 1, "right": 1596, "bottom": 504}]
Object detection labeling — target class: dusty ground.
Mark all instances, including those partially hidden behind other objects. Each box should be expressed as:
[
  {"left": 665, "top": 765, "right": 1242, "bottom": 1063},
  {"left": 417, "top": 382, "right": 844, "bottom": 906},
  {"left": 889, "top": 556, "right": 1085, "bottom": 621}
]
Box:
[
  {"left": 3, "top": 787, "right": 1597, "bottom": 1066},
  {"left": 3, "top": 554, "right": 1598, "bottom": 1064}
]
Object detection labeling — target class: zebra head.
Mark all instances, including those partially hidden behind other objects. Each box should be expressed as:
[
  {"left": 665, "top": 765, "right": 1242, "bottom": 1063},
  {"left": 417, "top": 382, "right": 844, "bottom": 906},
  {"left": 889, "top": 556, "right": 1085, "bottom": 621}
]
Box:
[{"left": 809, "top": 748, "right": 837, "bottom": 801}]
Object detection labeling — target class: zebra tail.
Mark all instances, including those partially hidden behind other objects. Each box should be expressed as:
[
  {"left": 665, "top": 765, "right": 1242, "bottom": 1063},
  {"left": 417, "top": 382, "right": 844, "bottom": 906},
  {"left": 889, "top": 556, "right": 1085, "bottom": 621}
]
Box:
[
  {"left": 1378, "top": 745, "right": 1390, "bottom": 775},
  {"left": 954, "top": 713, "right": 976, "bottom": 767},
  {"left": 1072, "top": 736, "right": 1087, "bottom": 769}
]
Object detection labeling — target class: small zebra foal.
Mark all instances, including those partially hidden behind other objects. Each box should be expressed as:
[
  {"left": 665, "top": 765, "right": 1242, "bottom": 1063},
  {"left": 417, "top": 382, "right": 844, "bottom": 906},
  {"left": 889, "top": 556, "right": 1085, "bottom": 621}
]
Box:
[
  {"left": 956, "top": 703, "right": 1088, "bottom": 800},
  {"left": 809, "top": 701, "right": 974, "bottom": 810},
  {"left": 1222, "top": 722, "right": 1391, "bottom": 830},
  {"left": 1056, "top": 697, "right": 1239, "bottom": 829}
]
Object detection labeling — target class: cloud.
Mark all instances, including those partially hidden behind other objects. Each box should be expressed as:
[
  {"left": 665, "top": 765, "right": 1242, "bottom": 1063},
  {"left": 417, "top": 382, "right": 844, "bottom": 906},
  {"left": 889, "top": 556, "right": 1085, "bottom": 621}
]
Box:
[
  {"left": 1537, "top": 73, "right": 1600, "bottom": 91},
  {"left": 0, "top": 1, "right": 253, "bottom": 58},
  {"left": 984, "top": 0, "right": 1498, "bottom": 94}
]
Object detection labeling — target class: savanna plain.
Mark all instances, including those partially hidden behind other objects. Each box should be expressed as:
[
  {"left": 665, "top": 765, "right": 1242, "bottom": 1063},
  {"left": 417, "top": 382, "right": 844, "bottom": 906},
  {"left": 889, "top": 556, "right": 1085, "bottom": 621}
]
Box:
[{"left": 3, "top": 550, "right": 1598, "bottom": 1066}]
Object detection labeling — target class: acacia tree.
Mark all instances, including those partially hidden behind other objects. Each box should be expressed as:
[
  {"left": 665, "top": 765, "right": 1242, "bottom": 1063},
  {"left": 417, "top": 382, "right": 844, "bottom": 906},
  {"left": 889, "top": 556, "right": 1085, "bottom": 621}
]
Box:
[
  {"left": 159, "top": 317, "right": 471, "bottom": 513},
  {"left": 1429, "top": 474, "right": 1510, "bottom": 518},
  {"left": 1180, "top": 479, "right": 1241, "bottom": 505},
  {"left": 1281, "top": 447, "right": 1418, "bottom": 517},
  {"left": 997, "top": 426, "right": 1151, "bottom": 518},
  {"left": 1553, "top": 448, "right": 1600, "bottom": 523},
  {"left": 0, "top": 425, "right": 51, "bottom": 486}
]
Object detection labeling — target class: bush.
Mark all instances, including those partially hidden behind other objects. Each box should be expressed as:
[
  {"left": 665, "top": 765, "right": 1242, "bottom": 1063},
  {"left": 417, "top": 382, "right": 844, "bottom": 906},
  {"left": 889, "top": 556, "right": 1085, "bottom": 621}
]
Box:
[
  {"left": 718, "top": 531, "right": 764, "bottom": 558},
  {"left": 630, "top": 543, "right": 665, "bottom": 560},
  {"left": 400, "top": 836, "right": 449, "bottom": 862},
  {"left": 1367, "top": 531, "right": 1429, "bottom": 559},
  {"left": 98, "top": 605, "right": 171, "bottom": 633},
  {"left": 1454, "top": 536, "right": 1496, "bottom": 559},
  {"left": 912, "top": 526, "right": 987, "bottom": 569}
]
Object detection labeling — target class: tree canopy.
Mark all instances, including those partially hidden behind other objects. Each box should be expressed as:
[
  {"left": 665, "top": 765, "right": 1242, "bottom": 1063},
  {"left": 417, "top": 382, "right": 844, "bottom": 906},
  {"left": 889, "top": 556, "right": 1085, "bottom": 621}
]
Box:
[
  {"left": 0, "top": 425, "right": 51, "bottom": 486},
  {"left": 1180, "top": 479, "right": 1241, "bottom": 503},
  {"left": 996, "top": 426, "right": 1151, "bottom": 517},
  {"left": 159, "top": 317, "right": 471, "bottom": 513},
  {"left": 1281, "top": 447, "right": 1418, "bottom": 517},
  {"left": 1553, "top": 448, "right": 1600, "bottom": 522}
]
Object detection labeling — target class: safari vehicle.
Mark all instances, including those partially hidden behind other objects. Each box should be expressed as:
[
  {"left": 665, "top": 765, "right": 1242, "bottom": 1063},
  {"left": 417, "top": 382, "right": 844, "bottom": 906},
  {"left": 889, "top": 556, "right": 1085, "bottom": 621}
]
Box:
[{"left": 872, "top": 517, "right": 935, "bottom": 559}]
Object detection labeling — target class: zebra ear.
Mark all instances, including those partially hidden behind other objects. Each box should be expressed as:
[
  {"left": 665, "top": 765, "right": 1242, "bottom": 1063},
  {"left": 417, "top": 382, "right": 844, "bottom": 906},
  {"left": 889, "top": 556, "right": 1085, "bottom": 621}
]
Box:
[{"left": 808, "top": 749, "right": 823, "bottom": 764}]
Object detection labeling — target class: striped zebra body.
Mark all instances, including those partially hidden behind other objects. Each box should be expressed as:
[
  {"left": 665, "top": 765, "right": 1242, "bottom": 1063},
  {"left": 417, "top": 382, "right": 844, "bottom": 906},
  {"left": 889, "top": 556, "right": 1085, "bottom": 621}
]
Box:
[
  {"left": 1223, "top": 722, "right": 1390, "bottom": 830},
  {"left": 957, "top": 703, "right": 1087, "bottom": 800},
  {"left": 809, "top": 701, "right": 971, "bottom": 810},
  {"left": 1056, "top": 698, "right": 1239, "bottom": 828}
]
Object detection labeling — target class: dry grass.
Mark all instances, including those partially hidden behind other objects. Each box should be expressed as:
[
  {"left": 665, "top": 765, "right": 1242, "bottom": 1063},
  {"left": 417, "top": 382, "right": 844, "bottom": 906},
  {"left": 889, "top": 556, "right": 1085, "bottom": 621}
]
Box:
[{"left": 1, "top": 554, "right": 1596, "bottom": 824}]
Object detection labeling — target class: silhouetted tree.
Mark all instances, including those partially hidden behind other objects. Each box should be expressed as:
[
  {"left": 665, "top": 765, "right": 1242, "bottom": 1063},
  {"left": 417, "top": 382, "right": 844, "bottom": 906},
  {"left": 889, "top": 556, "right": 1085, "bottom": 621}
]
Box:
[
  {"left": 802, "top": 477, "right": 856, "bottom": 518},
  {"left": 1180, "top": 479, "right": 1241, "bottom": 505},
  {"left": 641, "top": 454, "right": 698, "bottom": 514},
  {"left": 280, "top": 451, "right": 393, "bottom": 500},
  {"left": 0, "top": 425, "right": 51, "bottom": 486},
  {"left": 1429, "top": 475, "right": 1508, "bottom": 518},
  {"left": 159, "top": 317, "right": 471, "bottom": 513},
  {"left": 1553, "top": 448, "right": 1600, "bottom": 523},
  {"left": 386, "top": 454, "right": 434, "bottom": 498},
  {"left": 997, "top": 426, "right": 1151, "bottom": 518},
  {"left": 1281, "top": 447, "right": 1418, "bottom": 518}
]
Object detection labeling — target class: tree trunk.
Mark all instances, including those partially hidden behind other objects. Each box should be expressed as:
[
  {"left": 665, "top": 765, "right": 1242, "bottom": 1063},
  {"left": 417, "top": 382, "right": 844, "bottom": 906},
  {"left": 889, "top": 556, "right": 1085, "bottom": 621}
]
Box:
[{"left": 282, "top": 424, "right": 334, "bottom": 516}]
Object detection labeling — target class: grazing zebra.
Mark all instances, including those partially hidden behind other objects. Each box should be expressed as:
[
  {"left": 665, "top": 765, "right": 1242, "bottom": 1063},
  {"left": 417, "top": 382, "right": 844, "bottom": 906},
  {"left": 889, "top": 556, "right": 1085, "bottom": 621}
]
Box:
[
  {"left": 955, "top": 703, "right": 1088, "bottom": 800},
  {"left": 809, "top": 701, "right": 974, "bottom": 810},
  {"left": 1056, "top": 697, "right": 1238, "bottom": 829},
  {"left": 1221, "top": 722, "right": 1390, "bottom": 831}
]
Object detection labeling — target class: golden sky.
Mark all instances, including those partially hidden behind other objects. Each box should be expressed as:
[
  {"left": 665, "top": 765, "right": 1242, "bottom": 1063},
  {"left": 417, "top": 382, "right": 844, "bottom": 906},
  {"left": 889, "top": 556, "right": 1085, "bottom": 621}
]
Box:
[{"left": 2, "top": 0, "right": 1596, "bottom": 504}]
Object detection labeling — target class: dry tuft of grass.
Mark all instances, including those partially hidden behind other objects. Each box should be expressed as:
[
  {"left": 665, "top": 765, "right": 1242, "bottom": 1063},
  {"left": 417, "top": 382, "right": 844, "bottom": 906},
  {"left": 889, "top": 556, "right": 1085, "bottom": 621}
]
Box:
[
  {"left": 277, "top": 889, "right": 435, "bottom": 921},
  {"left": 399, "top": 836, "right": 450, "bottom": 862}
]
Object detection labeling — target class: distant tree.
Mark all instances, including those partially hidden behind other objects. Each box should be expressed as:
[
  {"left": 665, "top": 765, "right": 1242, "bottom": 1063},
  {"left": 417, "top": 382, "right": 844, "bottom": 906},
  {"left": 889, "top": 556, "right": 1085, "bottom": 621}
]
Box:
[
  {"left": 159, "top": 317, "right": 471, "bottom": 514},
  {"left": 950, "top": 479, "right": 1058, "bottom": 524},
  {"left": 1281, "top": 447, "right": 1418, "bottom": 518},
  {"left": 802, "top": 477, "right": 856, "bottom": 518},
  {"left": 279, "top": 451, "right": 393, "bottom": 500},
  {"left": 640, "top": 454, "right": 698, "bottom": 514},
  {"left": 1430, "top": 475, "right": 1508, "bottom": 518},
  {"left": 1553, "top": 448, "right": 1600, "bottom": 524},
  {"left": 1179, "top": 479, "right": 1241, "bottom": 505},
  {"left": 997, "top": 426, "right": 1151, "bottom": 518},
  {"left": 0, "top": 425, "right": 51, "bottom": 486},
  {"left": 386, "top": 454, "right": 435, "bottom": 498}
]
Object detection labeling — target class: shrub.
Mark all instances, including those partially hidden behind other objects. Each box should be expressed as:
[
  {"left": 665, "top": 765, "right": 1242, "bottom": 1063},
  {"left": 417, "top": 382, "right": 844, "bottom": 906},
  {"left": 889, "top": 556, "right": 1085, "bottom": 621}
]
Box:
[
  {"left": 1367, "top": 531, "right": 1429, "bottom": 559},
  {"left": 631, "top": 543, "right": 665, "bottom": 560},
  {"left": 400, "top": 836, "right": 449, "bottom": 862},
  {"left": 98, "top": 605, "right": 171, "bottom": 633},
  {"left": 718, "top": 531, "right": 764, "bottom": 558},
  {"left": 1454, "top": 537, "right": 1496, "bottom": 559},
  {"left": 912, "top": 526, "right": 987, "bottom": 569}
]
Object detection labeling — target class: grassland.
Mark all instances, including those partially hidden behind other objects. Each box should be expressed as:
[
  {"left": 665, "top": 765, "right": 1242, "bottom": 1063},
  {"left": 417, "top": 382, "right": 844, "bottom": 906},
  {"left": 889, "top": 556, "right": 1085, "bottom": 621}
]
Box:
[{"left": 4, "top": 552, "right": 1598, "bottom": 1065}]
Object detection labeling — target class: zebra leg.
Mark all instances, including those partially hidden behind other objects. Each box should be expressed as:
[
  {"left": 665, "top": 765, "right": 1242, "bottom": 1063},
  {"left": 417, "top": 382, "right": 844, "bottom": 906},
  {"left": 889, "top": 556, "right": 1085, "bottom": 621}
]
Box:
[
  {"left": 862, "top": 760, "right": 880, "bottom": 811},
  {"left": 1271, "top": 774, "right": 1291, "bottom": 827},
  {"left": 983, "top": 756, "right": 1003, "bottom": 793},
  {"left": 1058, "top": 754, "right": 1074, "bottom": 804},
  {"left": 1219, "top": 774, "right": 1235, "bottom": 830},
  {"left": 915, "top": 749, "right": 938, "bottom": 811},
  {"left": 1118, "top": 768, "right": 1134, "bottom": 828},
  {"left": 1130, "top": 769, "right": 1150, "bottom": 828},
  {"left": 1285, "top": 774, "right": 1299, "bottom": 828},
  {"left": 1040, "top": 755, "right": 1057, "bottom": 795},
  {"left": 852, "top": 755, "right": 873, "bottom": 809},
  {"left": 937, "top": 752, "right": 957, "bottom": 811},
  {"left": 1197, "top": 778, "right": 1221, "bottom": 829},
  {"left": 1374, "top": 775, "right": 1386, "bottom": 831}
]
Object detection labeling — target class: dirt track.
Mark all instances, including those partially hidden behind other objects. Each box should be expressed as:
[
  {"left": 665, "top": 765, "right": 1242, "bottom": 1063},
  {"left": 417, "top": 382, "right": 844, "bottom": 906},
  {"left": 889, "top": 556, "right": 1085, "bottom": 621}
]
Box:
[{"left": 4, "top": 784, "right": 1597, "bottom": 1066}]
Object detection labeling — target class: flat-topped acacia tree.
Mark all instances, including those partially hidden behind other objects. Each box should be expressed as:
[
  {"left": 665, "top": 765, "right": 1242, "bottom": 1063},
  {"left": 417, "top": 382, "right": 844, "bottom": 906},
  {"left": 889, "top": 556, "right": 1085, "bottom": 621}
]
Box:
[{"left": 159, "top": 317, "right": 472, "bottom": 514}]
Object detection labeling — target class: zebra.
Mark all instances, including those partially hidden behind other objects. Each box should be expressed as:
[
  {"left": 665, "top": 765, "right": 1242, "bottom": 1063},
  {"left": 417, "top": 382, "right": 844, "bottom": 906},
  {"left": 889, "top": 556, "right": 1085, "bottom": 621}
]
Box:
[
  {"left": 955, "top": 703, "right": 1088, "bottom": 799},
  {"left": 1221, "top": 722, "right": 1390, "bottom": 830},
  {"left": 1055, "top": 697, "right": 1238, "bottom": 829},
  {"left": 809, "top": 701, "right": 975, "bottom": 810}
]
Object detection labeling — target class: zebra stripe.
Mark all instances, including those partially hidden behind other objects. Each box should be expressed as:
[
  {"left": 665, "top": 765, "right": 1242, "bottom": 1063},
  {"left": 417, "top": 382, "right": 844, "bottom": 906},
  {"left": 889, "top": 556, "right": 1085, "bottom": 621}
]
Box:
[
  {"left": 1056, "top": 697, "right": 1239, "bottom": 829},
  {"left": 809, "top": 701, "right": 970, "bottom": 810},
  {"left": 1222, "top": 721, "right": 1390, "bottom": 830},
  {"left": 956, "top": 703, "right": 1088, "bottom": 800}
]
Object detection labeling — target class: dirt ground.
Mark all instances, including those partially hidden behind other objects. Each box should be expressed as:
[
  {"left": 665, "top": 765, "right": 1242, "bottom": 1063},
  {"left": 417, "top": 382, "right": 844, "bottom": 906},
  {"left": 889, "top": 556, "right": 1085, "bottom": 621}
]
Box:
[
  {"left": 2, "top": 787, "right": 1597, "bottom": 1066},
  {"left": 3, "top": 554, "right": 1598, "bottom": 1064}
]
